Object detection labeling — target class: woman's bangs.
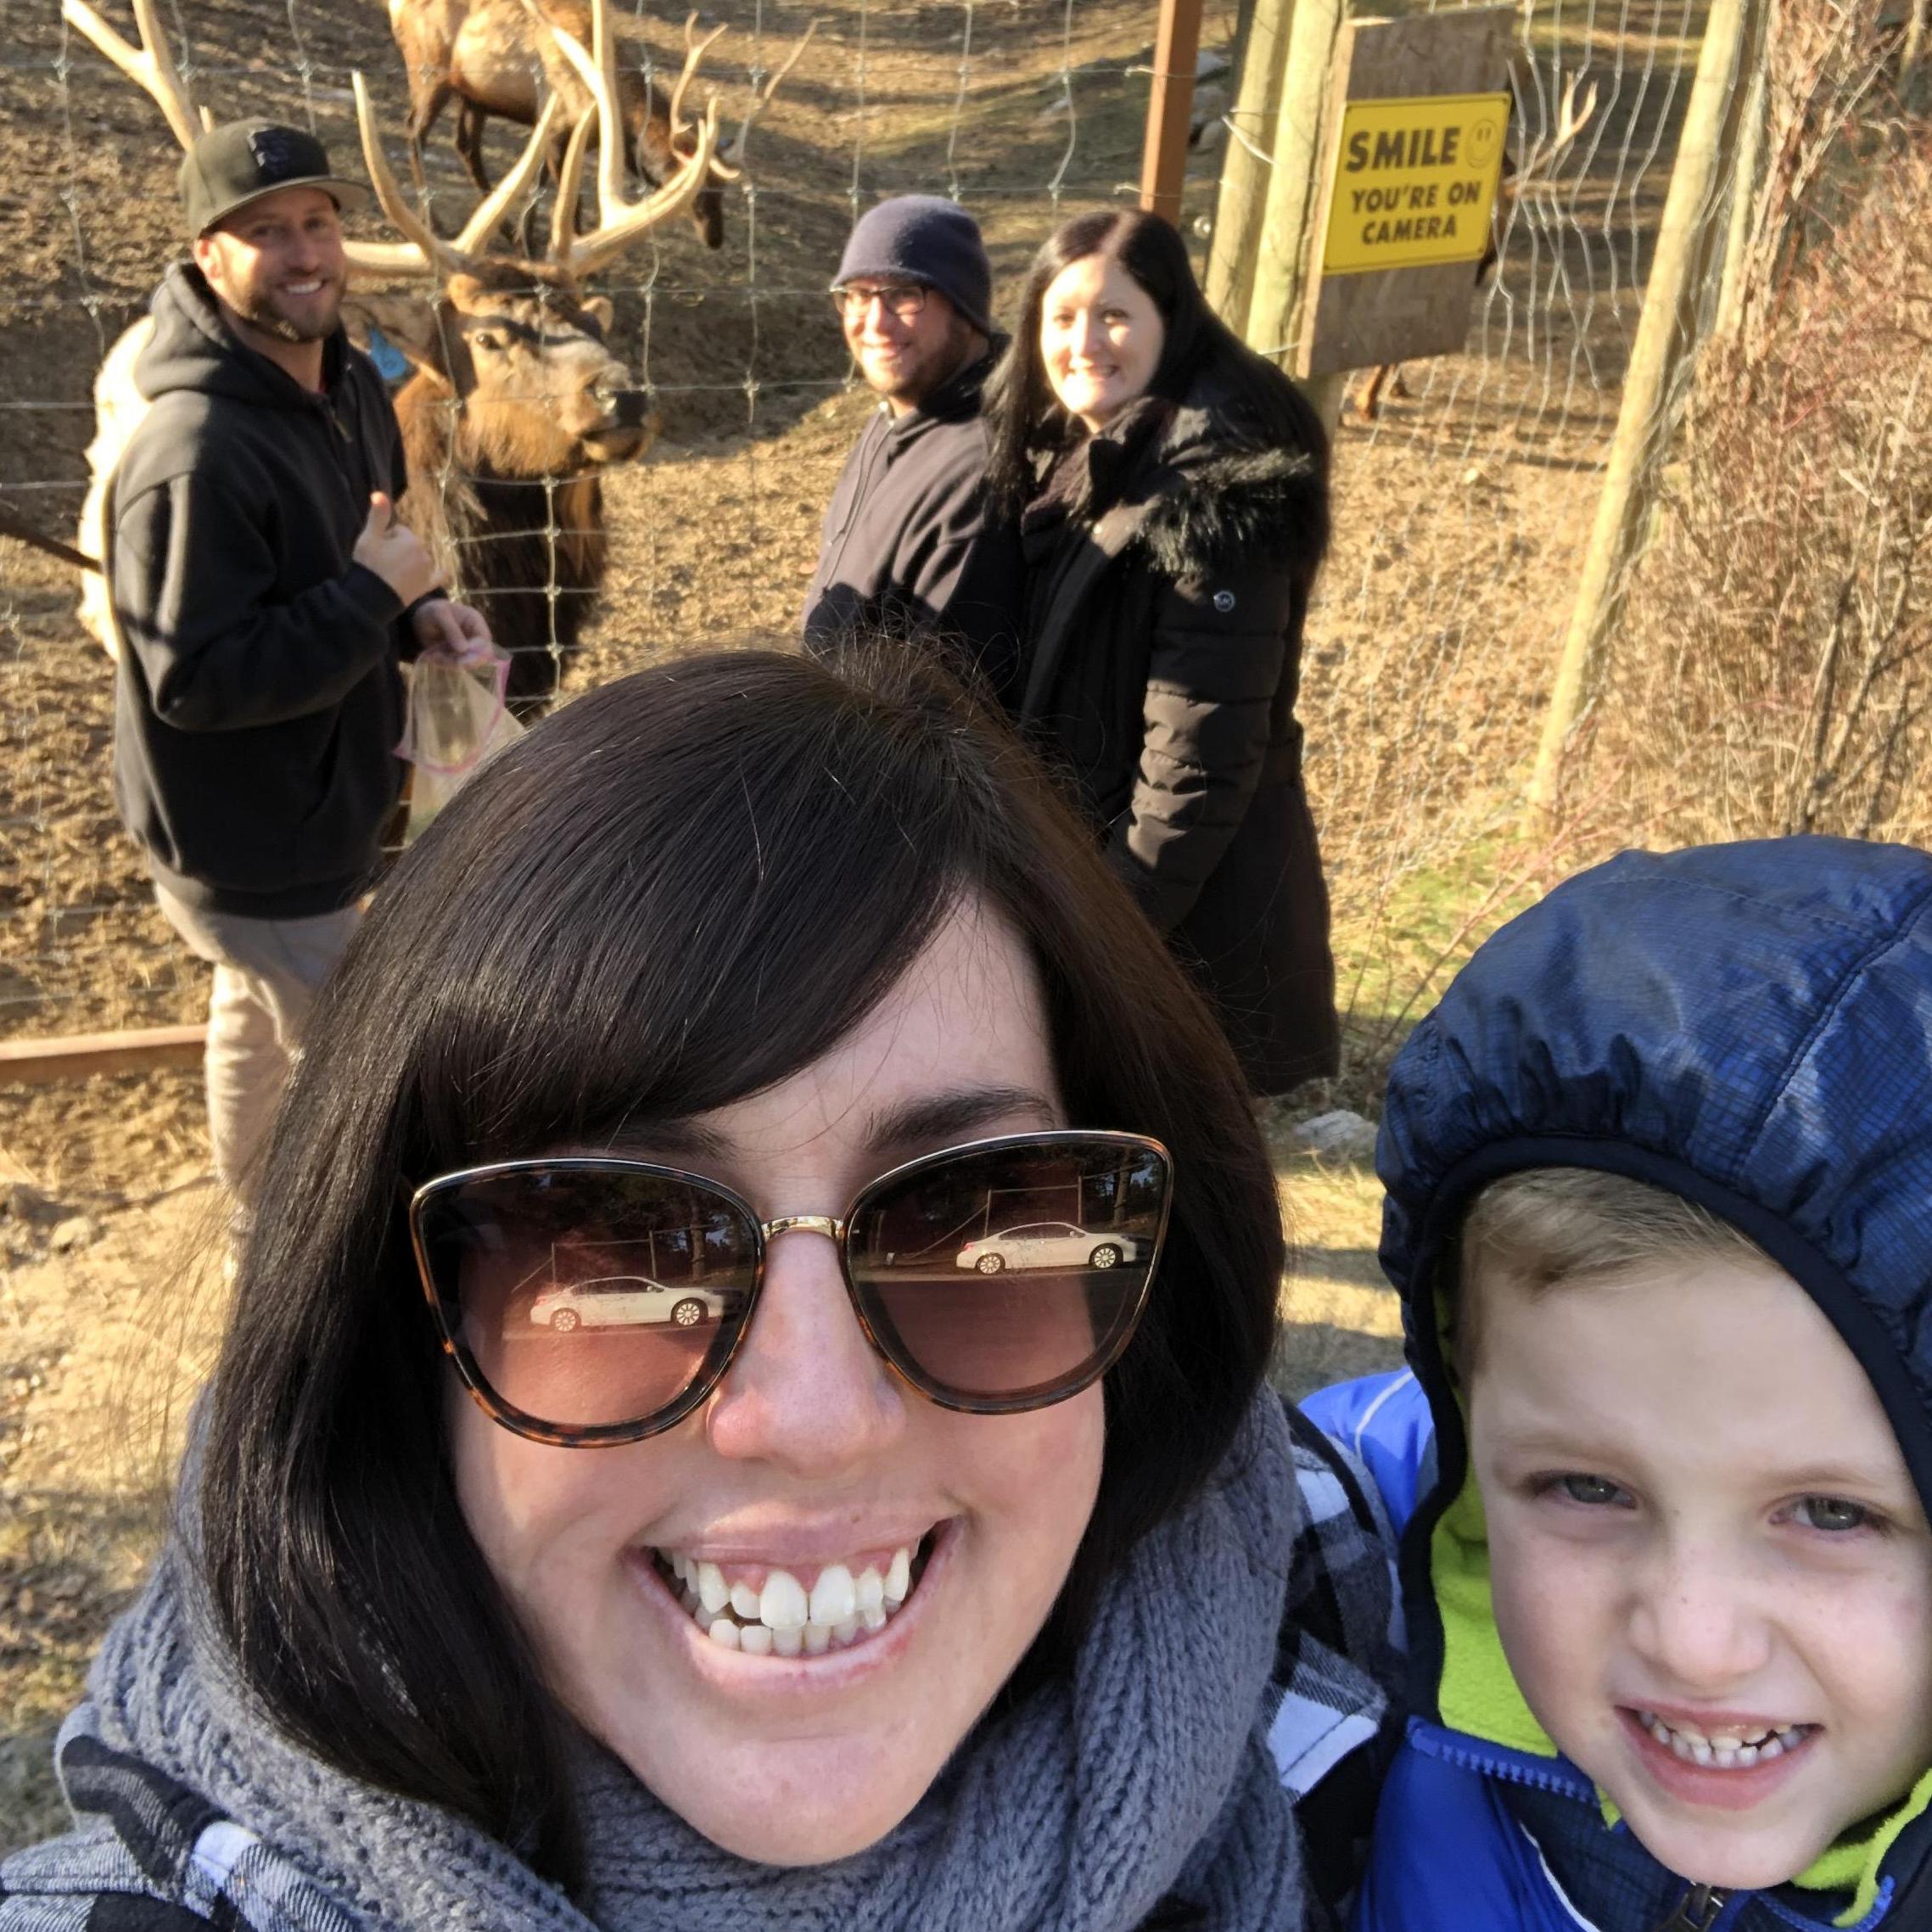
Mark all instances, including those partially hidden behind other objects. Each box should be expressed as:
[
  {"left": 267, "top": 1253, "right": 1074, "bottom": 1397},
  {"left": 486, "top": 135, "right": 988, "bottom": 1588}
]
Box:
[{"left": 395, "top": 708, "right": 969, "bottom": 1172}]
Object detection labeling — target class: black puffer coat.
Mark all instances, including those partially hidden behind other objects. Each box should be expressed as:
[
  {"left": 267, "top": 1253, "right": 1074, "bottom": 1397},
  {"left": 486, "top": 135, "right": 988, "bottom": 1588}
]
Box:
[{"left": 1016, "top": 377, "right": 1337, "bottom": 1094}]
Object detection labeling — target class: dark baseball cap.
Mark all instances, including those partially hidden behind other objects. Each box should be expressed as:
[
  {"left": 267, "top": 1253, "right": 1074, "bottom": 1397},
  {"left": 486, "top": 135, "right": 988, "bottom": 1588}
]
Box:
[{"left": 180, "top": 121, "right": 370, "bottom": 239}]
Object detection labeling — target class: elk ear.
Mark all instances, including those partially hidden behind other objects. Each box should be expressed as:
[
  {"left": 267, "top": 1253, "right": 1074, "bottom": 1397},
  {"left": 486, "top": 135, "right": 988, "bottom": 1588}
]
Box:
[{"left": 584, "top": 295, "right": 615, "bottom": 333}]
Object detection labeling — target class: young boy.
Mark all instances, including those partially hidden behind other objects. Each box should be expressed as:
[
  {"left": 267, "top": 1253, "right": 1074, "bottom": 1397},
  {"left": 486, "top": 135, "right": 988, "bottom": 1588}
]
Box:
[{"left": 1305, "top": 837, "right": 1932, "bottom": 1930}]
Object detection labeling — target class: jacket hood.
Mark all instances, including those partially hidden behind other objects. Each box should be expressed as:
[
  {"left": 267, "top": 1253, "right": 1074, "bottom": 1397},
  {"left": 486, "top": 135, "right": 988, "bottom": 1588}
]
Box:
[
  {"left": 1135, "top": 440, "right": 1327, "bottom": 595},
  {"left": 1033, "top": 367, "right": 1329, "bottom": 595},
  {"left": 137, "top": 260, "right": 347, "bottom": 411},
  {"left": 1137, "top": 367, "right": 1327, "bottom": 593},
  {"left": 1377, "top": 836, "right": 1932, "bottom": 1926}
]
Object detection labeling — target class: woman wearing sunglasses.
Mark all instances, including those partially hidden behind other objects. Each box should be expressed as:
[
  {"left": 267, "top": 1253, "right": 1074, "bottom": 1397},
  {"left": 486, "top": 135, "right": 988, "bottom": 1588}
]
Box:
[
  {"left": 983, "top": 210, "right": 1337, "bottom": 1097},
  {"left": 3, "top": 649, "right": 1392, "bottom": 1932}
]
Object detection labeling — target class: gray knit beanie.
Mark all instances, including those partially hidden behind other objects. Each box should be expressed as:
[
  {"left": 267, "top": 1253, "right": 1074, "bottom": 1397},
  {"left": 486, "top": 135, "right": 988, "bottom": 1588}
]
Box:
[{"left": 833, "top": 195, "right": 994, "bottom": 334}]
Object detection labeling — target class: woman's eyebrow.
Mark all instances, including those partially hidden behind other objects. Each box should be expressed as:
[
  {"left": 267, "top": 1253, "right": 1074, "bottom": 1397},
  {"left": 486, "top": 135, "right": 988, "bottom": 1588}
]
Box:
[{"left": 865, "top": 1085, "right": 1061, "bottom": 1152}]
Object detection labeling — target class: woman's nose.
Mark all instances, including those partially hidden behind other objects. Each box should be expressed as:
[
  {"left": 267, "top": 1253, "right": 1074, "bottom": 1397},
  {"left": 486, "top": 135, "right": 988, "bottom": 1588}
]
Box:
[
  {"left": 704, "top": 1229, "right": 909, "bottom": 1473},
  {"left": 1627, "top": 1543, "right": 1776, "bottom": 1690}
]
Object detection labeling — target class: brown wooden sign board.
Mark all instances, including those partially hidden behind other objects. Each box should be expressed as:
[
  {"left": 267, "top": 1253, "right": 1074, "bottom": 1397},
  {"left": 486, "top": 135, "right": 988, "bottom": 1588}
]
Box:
[{"left": 1296, "top": 9, "right": 1515, "bottom": 378}]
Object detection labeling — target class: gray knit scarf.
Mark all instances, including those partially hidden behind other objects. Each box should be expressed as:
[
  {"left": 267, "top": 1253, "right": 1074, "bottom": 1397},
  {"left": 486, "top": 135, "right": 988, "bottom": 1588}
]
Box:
[{"left": 82, "top": 1391, "right": 1305, "bottom": 1932}]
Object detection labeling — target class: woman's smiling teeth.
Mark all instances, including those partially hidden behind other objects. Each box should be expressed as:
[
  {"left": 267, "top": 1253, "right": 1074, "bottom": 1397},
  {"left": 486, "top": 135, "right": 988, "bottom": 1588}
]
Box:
[
  {"left": 1637, "top": 1711, "right": 1817, "bottom": 1768},
  {"left": 655, "top": 1543, "right": 923, "bottom": 1656}
]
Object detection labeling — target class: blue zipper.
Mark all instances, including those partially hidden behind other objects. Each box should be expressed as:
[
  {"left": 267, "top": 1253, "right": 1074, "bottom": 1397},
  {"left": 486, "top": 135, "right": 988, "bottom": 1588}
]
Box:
[
  {"left": 1406, "top": 1718, "right": 1601, "bottom": 1802},
  {"left": 1408, "top": 1721, "right": 1893, "bottom": 1932}
]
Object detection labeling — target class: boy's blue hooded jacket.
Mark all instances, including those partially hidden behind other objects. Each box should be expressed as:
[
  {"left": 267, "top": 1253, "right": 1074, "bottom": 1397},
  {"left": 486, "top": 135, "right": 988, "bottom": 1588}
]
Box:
[{"left": 1308, "top": 838, "right": 1932, "bottom": 1932}]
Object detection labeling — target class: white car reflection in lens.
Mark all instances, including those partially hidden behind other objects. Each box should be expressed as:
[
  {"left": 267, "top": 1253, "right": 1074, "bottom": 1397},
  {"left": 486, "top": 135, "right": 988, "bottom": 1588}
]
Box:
[
  {"left": 529, "top": 1277, "right": 729, "bottom": 1333},
  {"left": 953, "top": 1224, "right": 1143, "bottom": 1275}
]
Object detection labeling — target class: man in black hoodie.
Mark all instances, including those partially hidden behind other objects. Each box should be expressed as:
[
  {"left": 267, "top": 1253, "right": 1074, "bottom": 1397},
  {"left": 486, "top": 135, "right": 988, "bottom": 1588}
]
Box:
[
  {"left": 801, "top": 197, "right": 1022, "bottom": 702},
  {"left": 106, "top": 121, "right": 490, "bottom": 1215}
]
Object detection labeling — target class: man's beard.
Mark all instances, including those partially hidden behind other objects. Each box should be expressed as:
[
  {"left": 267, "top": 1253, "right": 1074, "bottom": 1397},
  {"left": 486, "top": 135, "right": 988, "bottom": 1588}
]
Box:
[
  {"left": 234, "top": 277, "right": 342, "bottom": 344},
  {"left": 874, "top": 314, "right": 979, "bottom": 410}
]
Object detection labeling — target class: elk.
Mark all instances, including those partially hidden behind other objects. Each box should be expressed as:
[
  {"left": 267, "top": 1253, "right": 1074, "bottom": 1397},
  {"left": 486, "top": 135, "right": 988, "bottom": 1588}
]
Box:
[
  {"left": 64, "top": 0, "right": 729, "bottom": 712},
  {"left": 1350, "top": 73, "right": 1599, "bottom": 422},
  {"left": 388, "top": 0, "right": 811, "bottom": 253}
]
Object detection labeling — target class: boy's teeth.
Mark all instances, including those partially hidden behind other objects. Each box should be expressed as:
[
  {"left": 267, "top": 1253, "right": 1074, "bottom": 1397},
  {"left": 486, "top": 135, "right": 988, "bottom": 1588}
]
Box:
[
  {"left": 657, "top": 1544, "right": 922, "bottom": 1657},
  {"left": 1638, "top": 1711, "right": 1808, "bottom": 1769}
]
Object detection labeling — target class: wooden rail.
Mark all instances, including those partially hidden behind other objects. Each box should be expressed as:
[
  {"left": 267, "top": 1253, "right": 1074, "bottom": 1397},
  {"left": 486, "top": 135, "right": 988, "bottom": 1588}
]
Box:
[{"left": 0, "top": 1022, "right": 205, "bottom": 1086}]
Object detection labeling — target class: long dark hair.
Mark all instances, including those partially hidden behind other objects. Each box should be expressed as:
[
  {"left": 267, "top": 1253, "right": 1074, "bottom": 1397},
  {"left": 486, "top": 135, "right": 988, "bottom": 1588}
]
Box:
[
  {"left": 196, "top": 644, "right": 1283, "bottom": 1886},
  {"left": 983, "top": 207, "right": 1329, "bottom": 523}
]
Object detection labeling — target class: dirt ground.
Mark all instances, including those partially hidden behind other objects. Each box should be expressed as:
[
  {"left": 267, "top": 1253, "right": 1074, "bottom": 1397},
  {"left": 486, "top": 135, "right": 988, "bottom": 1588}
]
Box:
[{"left": 0, "top": 0, "right": 1698, "bottom": 1856}]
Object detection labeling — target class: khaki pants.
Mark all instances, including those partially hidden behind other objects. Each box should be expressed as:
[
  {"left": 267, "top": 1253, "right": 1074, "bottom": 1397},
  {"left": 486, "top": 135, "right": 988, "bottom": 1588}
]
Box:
[{"left": 154, "top": 885, "right": 360, "bottom": 1210}]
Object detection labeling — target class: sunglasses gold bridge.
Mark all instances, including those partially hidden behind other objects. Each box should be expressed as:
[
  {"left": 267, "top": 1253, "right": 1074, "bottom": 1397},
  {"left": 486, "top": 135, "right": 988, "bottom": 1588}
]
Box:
[{"left": 761, "top": 1213, "right": 847, "bottom": 1241}]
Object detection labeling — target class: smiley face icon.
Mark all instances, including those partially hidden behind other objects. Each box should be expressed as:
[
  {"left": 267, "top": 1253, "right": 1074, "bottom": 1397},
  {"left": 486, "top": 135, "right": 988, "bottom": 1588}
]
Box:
[{"left": 1467, "top": 115, "right": 1503, "bottom": 170}]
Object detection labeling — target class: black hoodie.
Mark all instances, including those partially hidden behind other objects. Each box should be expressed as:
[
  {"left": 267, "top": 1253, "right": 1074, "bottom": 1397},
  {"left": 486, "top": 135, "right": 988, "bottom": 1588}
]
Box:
[
  {"left": 108, "top": 262, "right": 412, "bottom": 918},
  {"left": 800, "top": 345, "right": 1024, "bottom": 704}
]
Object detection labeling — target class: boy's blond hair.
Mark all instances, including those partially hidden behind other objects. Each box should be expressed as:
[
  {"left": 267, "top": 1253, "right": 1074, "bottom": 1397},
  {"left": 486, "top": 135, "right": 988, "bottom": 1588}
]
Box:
[{"left": 1455, "top": 1167, "right": 1765, "bottom": 1373}]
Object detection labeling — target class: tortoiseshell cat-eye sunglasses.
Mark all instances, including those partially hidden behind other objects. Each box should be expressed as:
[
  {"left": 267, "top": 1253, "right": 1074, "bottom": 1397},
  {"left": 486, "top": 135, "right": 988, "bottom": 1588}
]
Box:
[{"left": 408, "top": 1130, "right": 1174, "bottom": 1446}]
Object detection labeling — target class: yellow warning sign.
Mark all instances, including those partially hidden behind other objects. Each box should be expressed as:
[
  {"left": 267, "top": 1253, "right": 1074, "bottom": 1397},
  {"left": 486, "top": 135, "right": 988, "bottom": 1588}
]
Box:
[{"left": 1322, "top": 92, "right": 1510, "bottom": 275}]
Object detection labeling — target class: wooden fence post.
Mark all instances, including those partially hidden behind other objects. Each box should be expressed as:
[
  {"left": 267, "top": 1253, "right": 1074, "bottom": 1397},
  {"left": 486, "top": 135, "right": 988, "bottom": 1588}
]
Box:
[
  {"left": 1715, "top": 10, "right": 1770, "bottom": 340},
  {"left": 1205, "top": 0, "right": 1294, "bottom": 335},
  {"left": 1525, "top": 0, "right": 1763, "bottom": 824},
  {"left": 1140, "top": 0, "right": 1207, "bottom": 224},
  {"left": 1242, "top": 0, "right": 1347, "bottom": 378}
]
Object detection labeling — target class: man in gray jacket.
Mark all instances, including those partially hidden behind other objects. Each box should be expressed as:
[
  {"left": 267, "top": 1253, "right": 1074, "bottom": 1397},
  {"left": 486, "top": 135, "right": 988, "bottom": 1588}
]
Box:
[
  {"left": 801, "top": 197, "right": 1022, "bottom": 699},
  {"left": 108, "top": 122, "right": 489, "bottom": 1218}
]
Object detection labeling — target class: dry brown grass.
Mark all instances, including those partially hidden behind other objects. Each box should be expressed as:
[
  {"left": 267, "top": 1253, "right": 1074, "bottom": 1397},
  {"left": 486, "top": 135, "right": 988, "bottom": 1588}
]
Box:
[{"left": 1565, "top": 0, "right": 1932, "bottom": 843}]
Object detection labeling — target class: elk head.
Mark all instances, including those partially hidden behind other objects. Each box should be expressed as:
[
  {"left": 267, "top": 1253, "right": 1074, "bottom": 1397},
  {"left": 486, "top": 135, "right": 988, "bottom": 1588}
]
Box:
[{"left": 378, "top": 266, "right": 659, "bottom": 479}]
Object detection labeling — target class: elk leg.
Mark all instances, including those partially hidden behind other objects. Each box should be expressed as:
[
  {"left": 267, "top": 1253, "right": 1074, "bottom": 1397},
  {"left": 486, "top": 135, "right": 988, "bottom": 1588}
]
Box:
[
  {"left": 405, "top": 77, "right": 457, "bottom": 198},
  {"left": 455, "top": 98, "right": 495, "bottom": 194}
]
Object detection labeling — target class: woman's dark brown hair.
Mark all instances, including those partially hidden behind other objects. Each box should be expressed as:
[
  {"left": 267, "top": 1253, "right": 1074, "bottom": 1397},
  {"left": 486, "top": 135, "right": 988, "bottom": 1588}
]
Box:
[
  {"left": 983, "top": 206, "right": 1330, "bottom": 524},
  {"left": 197, "top": 644, "right": 1282, "bottom": 1882}
]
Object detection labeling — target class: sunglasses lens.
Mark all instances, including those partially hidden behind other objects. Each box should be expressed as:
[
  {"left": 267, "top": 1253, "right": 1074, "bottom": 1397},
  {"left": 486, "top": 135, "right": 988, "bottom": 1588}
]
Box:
[
  {"left": 414, "top": 1167, "right": 758, "bottom": 1433},
  {"left": 846, "top": 1137, "right": 1170, "bottom": 1406}
]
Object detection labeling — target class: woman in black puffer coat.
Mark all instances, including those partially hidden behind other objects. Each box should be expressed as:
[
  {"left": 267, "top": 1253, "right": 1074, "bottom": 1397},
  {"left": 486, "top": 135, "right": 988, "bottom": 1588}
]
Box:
[{"left": 984, "top": 210, "right": 1338, "bottom": 1095}]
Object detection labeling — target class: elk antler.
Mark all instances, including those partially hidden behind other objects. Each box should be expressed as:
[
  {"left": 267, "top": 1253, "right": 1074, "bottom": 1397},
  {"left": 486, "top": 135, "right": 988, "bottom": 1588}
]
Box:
[
  {"left": 1514, "top": 72, "right": 1601, "bottom": 189},
  {"left": 347, "top": 74, "right": 565, "bottom": 278},
  {"left": 546, "top": 0, "right": 722, "bottom": 277},
  {"left": 62, "top": 0, "right": 213, "bottom": 150},
  {"left": 714, "top": 16, "right": 819, "bottom": 180},
  {"left": 64, "top": 0, "right": 565, "bottom": 285},
  {"left": 668, "top": 12, "right": 730, "bottom": 169}
]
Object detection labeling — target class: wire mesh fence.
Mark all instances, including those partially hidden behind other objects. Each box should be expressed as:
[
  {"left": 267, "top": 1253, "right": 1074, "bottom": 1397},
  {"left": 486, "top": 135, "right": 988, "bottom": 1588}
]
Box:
[
  {"left": 1268, "top": 0, "right": 1742, "bottom": 1087},
  {"left": 0, "top": 0, "right": 1173, "bottom": 1185},
  {"left": 0, "top": 0, "right": 1793, "bottom": 1184}
]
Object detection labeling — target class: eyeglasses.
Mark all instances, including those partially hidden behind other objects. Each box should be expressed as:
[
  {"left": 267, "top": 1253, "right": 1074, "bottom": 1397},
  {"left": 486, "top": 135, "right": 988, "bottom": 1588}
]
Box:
[
  {"left": 830, "top": 281, "right": 929, "bottom": 322},
  {"left": 409, "top": 1131, "right": 1173, "bottom": 1447}
]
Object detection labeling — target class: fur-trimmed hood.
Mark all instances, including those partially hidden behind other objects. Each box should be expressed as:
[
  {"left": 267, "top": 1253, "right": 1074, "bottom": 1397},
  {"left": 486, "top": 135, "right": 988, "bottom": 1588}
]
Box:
[
  {"left": 1031, "top": 369, "right": 1330, "bottom": 593},
  {"left": 1136, "top": 436, "right": 1329, "bottom": 593}
]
